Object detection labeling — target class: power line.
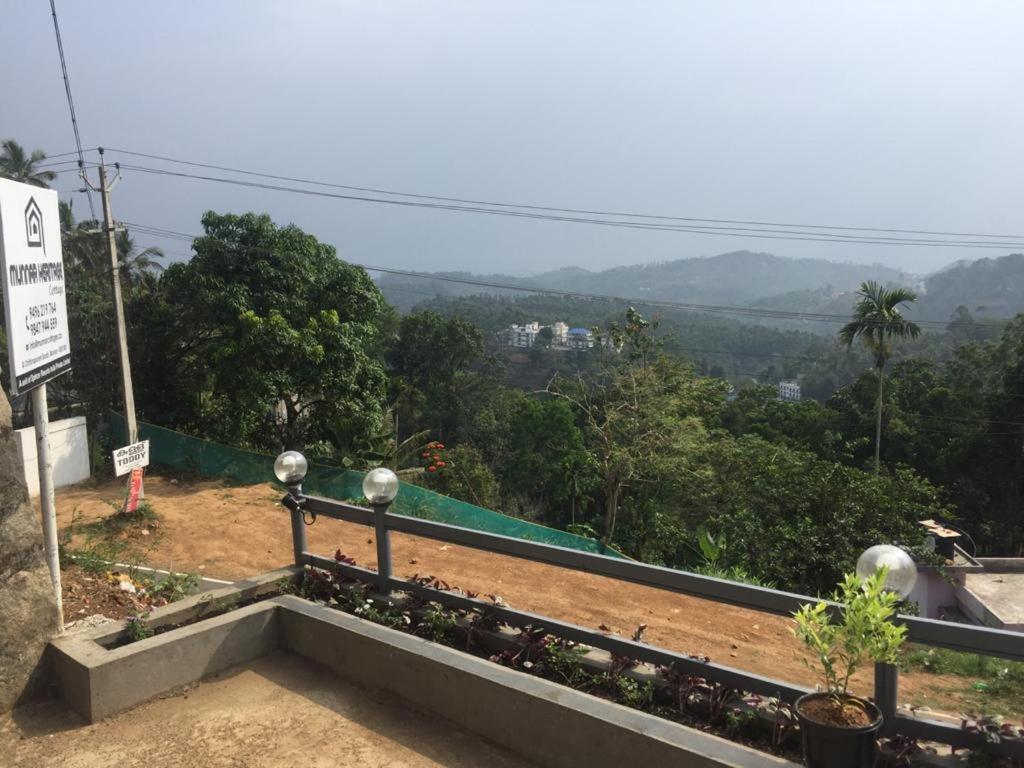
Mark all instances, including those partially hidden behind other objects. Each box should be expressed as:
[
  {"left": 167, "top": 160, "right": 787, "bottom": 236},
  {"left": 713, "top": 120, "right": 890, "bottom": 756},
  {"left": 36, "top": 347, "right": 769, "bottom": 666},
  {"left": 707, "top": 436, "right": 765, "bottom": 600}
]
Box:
[
  {"left": 102, "top": 146, "right": 1024, "bottom": 242},
  {"left": 916, "top": 413, "right": 1024, "bottom": 428},
  {"left": 122, "top": 220, "right": 1009, "bottom": 331},
  {"left": 36, "top": 154, "right": 100, "bottom": 170},
  {"left": 111, "top": 162, "right": 1024, "bottom": 250},
  {"left": 37, "top": 150, "right": 98, "bottom": 167},
  {"left": 898, "top": 426, "right": 1023, "bottom": 437},
  {"left": 37, "top": 159, "right": 85, "bottom": 169},
  {"left": 48, "top": 0, "right": 95, "bottom": 218},
  {"left": 38, "top": 148, "right": 92, "bottom": 160},
  {"left": 47, "top": 163, "right": 102, "bottom": 176}
]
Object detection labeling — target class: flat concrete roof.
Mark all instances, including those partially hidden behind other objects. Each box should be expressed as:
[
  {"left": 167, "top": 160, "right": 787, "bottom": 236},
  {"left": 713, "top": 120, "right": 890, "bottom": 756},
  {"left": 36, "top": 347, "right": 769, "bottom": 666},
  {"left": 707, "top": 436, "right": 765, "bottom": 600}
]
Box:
[
  {"left": 965, "top": 572, "right": 1024, "bottom": 627},
  {"left": 0, "top": 653, "right": 535, "bottom": 768}
]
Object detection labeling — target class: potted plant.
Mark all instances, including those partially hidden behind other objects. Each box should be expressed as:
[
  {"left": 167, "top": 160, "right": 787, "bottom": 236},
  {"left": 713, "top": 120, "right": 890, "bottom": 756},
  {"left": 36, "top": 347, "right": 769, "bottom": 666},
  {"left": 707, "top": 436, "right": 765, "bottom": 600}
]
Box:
[{"left": 792, "top": 568, "right": 907, "bottom": 768}]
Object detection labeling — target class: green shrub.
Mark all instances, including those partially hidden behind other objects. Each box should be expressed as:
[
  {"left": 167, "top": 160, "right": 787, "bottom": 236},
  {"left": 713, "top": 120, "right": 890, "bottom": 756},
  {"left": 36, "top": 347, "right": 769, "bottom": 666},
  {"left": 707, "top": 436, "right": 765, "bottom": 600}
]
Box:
[{"left": 793, "top": 568, "right": 906, "bottom": 696}]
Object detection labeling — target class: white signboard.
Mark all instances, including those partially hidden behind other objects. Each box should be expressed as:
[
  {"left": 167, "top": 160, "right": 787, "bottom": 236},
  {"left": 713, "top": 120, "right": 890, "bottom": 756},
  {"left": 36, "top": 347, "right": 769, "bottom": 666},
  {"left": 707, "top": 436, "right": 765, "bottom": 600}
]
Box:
[
  {"left": 112, "top": 440, "right": 150, "bottom": 477},
  {"left": 0, "top": 179, "right": 71, "bottom": 394}
]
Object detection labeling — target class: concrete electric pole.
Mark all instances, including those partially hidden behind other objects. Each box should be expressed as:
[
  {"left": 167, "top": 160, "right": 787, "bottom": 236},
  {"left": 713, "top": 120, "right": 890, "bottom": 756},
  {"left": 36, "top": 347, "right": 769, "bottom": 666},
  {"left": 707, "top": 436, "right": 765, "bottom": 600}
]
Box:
[{"left": 87, "top": 149, "right": 139, "bottom": 447}]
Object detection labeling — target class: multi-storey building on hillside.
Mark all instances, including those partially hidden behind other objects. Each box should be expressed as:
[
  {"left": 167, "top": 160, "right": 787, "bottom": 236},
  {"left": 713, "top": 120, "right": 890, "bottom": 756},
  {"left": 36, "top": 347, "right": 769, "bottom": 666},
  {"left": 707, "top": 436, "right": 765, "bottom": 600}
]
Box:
[
  {"left": 507, "top": 321, "right": 583, "bottom": 350},
  {"left": 778, "top": 380, "right": 802, "bottom": 402},
  {"left": 508, "top": 322, "right": 541, "bottom": 348}
]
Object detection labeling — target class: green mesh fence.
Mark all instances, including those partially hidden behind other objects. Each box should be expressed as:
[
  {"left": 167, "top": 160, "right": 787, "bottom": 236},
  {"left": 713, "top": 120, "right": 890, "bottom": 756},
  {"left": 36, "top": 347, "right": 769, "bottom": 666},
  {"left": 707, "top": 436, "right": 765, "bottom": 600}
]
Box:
[{"left": 111, "top": 414, "right": 622, "bottom": 557}]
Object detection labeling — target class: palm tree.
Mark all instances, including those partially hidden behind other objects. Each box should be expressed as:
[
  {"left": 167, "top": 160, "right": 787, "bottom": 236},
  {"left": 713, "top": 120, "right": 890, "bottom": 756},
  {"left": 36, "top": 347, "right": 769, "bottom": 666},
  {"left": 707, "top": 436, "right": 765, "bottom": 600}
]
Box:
[
  {"left": 59, "top": 201, "right": 105, "bottom": 272},
  {"left": 60, "top": 205, "right": 163, "bottom": 296},
  {"left": 114, "top": 230, "right": 164, "bottom": 289},
  {"left": 0, "top": 139, "right": 57, "bottom": 187},
  {"left": 839, "top": 281, "right": 921, "bottom": 473}
]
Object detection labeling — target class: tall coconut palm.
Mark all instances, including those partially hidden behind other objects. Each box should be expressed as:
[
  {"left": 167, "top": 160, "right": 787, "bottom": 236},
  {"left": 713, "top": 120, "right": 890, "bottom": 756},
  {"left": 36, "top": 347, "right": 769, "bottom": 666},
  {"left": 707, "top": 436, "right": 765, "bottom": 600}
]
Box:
[
  {"left": 59, "top": 201, "right": 105, "bottom": 272},
  {"left": 839, "top": 280, "right": 921, "bottom": 473},
  {"left": 0, "top": 139, "right": 57, "bottom": 187},
  {"left": 114, "top": 230, "right": 164, "bottom": 290}
]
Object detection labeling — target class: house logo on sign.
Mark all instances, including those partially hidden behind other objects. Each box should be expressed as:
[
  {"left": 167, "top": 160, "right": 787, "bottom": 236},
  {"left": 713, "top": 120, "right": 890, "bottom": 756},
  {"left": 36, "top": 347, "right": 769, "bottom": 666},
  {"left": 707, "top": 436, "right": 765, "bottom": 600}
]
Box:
[{"left": 24, "top": 197, "right": 44, "bottom": 252}]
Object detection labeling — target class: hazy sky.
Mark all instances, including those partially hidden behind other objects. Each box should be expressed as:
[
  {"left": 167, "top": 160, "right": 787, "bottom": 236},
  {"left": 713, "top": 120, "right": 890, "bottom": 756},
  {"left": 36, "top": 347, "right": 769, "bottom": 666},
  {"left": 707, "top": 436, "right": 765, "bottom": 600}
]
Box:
[{"left": 3, "top": 1, "right": 1022, "bottom": 276}]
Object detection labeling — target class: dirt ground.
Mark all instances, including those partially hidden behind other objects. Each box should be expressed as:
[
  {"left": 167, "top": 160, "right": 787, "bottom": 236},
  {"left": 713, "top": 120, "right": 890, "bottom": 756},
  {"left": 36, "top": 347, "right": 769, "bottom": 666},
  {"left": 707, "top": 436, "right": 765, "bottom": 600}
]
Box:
[
  {"left": 61, "top": 565, "right": 149, "bottom": 623},
  {"left": 54, "top": 473, "right": 985, "bottom": 715},
  {"left": 0, "top": 653, "right": 534, "bottom": 768}
]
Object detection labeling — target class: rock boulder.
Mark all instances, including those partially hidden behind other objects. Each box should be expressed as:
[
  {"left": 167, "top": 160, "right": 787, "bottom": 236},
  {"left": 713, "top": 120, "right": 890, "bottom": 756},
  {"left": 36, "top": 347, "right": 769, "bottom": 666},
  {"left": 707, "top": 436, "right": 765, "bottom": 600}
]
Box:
[{"left": 0, "top": 390, "right": 59, "bottom": 711}]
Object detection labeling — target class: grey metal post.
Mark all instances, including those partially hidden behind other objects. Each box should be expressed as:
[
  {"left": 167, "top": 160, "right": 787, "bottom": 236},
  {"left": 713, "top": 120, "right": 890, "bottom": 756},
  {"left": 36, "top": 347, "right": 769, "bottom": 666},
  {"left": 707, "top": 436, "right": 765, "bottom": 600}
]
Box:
[
  {"left": 289, "top": 487, "right": 307, "bottom": 567},
  {"left": 874, "top": 661, "right": 898, "bottom": 734},
  {"left": 373, "top": 502, "right": 392, "bottom": 595}
]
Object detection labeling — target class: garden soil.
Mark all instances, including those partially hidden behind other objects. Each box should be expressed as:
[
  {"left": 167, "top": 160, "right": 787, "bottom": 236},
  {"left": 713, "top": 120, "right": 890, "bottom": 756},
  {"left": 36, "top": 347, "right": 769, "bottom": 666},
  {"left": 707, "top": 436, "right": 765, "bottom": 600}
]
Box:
[
  {"left": 0, "top": 653, "right": 534, "bottom": 768},
  {"left": 53, "top": 474, "right": 987, "bottom": 717},
  {"left": 61, "top": 565, "right": 143, "bottom": 623}
]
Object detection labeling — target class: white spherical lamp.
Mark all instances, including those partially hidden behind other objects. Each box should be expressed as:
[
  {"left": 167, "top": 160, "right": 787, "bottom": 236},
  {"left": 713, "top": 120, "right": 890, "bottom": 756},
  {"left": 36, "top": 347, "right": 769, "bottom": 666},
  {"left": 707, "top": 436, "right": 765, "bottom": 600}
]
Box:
[
  {"left": 274, "top": 451, "right": 308, "bottom": 488},
  {"left": 362, "top": 467, "right": 399, "bottom": 505},
  {"left": 856, "top": 544, "right": 918, "bottom": 598}
]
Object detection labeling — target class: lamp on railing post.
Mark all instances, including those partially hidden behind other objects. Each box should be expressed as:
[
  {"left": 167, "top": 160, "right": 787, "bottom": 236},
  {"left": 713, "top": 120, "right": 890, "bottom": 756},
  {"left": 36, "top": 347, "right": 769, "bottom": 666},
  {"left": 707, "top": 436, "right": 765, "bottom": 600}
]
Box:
[
  {"left": 275, "top": 451, "right": 309, "bottom": 567},
  {"left": 363, "top": 467, "right": 399, "bottom": 595},
  {"left": 857, "top": 544, "right": 917, "bottom": 736}
]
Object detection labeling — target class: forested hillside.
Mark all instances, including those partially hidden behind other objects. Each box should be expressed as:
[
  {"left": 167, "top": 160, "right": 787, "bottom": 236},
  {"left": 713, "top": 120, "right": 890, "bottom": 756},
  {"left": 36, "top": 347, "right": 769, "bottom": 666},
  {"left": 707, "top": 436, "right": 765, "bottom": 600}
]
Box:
[
  {"left": 378, "top": 251, "right": 1024, "bottom": 337},
  {"left": 406, "top": 290, "right": 976, "bottom": 402},
  {"left": 917, "top": 253, "right": 1024, "bottom": 320},
  {"left": 414, "top": 292, "right": 846, "bottom": 386},
  {"left": 377, "top": 250, "right": 910, "bottom": 316}
]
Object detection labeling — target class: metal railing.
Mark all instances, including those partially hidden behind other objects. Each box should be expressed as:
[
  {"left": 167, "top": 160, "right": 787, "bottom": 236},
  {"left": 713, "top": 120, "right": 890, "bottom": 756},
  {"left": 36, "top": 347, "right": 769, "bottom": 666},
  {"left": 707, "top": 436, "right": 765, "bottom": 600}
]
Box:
[{"left": 283, "top": 490, "right": 1024, "bottom": 757}]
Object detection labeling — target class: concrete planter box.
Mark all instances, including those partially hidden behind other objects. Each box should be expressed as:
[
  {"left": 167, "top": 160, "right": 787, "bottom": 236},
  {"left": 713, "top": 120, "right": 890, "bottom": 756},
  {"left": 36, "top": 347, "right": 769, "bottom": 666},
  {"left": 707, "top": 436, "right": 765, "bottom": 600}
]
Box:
[
  {"left": 49, "top": 567, "right": 297, "bottom": 719},
  {"left": 50, "top": 575, "right": 795, "bottom": 768}
]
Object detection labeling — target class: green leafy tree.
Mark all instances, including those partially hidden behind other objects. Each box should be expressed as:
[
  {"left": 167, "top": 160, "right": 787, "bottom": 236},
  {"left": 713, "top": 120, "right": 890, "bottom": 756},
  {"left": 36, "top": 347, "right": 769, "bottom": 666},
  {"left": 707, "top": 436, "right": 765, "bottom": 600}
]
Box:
[
  {"left": 551, "top": 310, "right": 726, "bottom": 543},
  {"left": 939, "top": 319, "right": 1024, "bottom": 553},
  {"left": 0, "top": 139, "right": 56, "bottom": 187},
  {"left": 669, "top": 433, "right": 941, "bottom": 593},
  {"left": 131, "top": 211, "right": 388, "bottom": 451},
  {"left": 389, "top": 310, "right": 492, "bottom": 440},
  {"left": 720, "top": 384, "right": 853, "bottom": 461},
  {"left": 50, "top": 204, "right": 119, "bottom": 448},
  {"left": 417, "top": 443, "right": 502, "bottom": 510},
  {"left": 496, "top": 396, "right": 595, "bottom": 523},
  {"left": 839, "top": 281, "right": 921, "bottom": 472}
]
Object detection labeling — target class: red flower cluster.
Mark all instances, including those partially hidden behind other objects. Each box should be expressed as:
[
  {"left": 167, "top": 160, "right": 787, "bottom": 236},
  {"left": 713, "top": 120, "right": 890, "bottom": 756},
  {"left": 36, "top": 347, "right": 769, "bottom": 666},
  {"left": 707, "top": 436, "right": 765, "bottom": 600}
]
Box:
[{"left": 421, "top": 441, "right": 447, "bottom": 474}]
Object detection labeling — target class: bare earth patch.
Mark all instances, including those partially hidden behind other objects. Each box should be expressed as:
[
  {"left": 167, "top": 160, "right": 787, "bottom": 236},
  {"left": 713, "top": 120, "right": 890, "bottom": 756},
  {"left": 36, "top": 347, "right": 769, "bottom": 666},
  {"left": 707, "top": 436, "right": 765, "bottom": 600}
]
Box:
[
  {"left": 61, "top": 565, "right": 144, "bottom": 623},
  {"left": 53, "top": 473, "right": 997, "bottom": 718},
  {"left": 0, "top": 653, "right": 534, "bottom": 768}
]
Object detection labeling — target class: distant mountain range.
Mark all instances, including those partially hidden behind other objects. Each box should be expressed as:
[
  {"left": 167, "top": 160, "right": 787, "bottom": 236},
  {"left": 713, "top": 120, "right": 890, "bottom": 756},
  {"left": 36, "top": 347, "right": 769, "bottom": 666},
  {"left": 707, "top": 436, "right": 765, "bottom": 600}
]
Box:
[{"left": 376, "top": 250, "right": 1024, "bottom": 329}]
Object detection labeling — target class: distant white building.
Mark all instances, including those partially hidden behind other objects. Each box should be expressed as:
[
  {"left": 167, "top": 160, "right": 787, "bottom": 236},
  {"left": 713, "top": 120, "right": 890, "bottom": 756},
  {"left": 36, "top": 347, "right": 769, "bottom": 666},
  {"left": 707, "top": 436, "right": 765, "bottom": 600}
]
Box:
[
  {"left": 507, "top": 320, "right": 581, "bottom": 350},
  {"left": 778, "top": 380, "right": 802, "bottom": 402},
  {"left": 566, "top": 327, "right": 594, "bottom": 351},
  {"left": 509, "top": 321, "right": 541, "bottom": 348},
  {"left": 552, "top": 321, "right": 569, "bottom": 345}
]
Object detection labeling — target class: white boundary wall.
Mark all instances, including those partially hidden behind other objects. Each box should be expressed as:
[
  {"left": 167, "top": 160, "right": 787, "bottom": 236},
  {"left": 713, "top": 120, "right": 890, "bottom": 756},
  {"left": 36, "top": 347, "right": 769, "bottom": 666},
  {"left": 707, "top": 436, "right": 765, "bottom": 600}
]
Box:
[{"left": 15, "top": 416, "right": 90, "bottom": 497}]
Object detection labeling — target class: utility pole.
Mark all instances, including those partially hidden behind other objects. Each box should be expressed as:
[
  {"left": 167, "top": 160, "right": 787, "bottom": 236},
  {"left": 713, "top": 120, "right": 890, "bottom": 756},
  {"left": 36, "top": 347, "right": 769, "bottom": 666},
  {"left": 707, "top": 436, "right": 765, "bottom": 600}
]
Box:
[{"left": 83, "top": 149, "right": 140, "bottom": 462}]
